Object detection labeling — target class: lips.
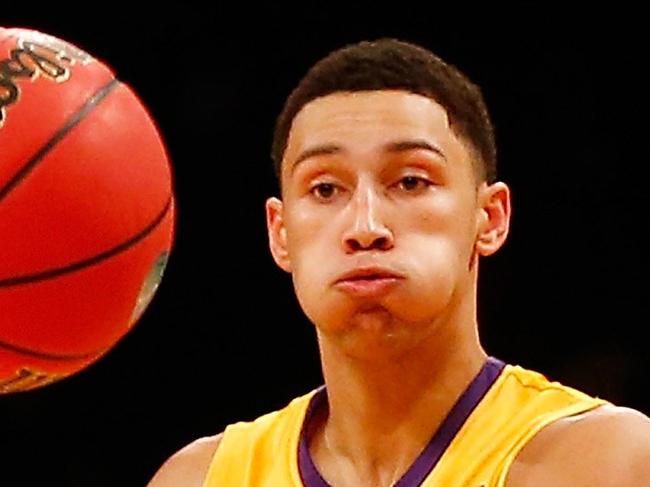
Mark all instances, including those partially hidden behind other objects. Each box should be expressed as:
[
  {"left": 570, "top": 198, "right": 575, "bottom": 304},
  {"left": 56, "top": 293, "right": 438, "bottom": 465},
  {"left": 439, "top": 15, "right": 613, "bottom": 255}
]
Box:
[
  {"left": 334, "top": 267, "right": 404, "bottom": 298},
  {"left": 335, "top": 267, "right": 403, "bottom": 283}
]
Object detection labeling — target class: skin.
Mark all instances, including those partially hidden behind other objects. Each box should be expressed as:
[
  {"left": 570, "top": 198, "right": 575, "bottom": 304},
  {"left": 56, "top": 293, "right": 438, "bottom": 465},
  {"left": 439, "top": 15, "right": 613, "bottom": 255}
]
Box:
[{"left": 148, "top": 90, "right": 650, "bottom": 487}]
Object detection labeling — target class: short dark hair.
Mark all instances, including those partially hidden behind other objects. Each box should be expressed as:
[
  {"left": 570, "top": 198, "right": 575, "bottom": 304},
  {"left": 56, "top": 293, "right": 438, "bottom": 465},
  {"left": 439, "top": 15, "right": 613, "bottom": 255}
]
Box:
[{"left": 271, "top": 38, "right": 497, "bottom": 186}]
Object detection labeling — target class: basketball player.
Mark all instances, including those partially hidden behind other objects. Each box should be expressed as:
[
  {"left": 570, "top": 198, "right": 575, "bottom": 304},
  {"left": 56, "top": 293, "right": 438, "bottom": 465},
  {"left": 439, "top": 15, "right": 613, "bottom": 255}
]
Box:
[{"left": 148, "top": 39, "right": 650, "bottom": 486}]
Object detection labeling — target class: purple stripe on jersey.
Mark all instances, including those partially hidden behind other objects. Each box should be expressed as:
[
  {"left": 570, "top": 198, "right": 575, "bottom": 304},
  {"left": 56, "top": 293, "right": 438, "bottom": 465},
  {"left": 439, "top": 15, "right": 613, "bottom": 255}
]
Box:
[
  {"left": 298, "top": 357, "right": 506, "bottom": 487},
  {"left": 298, "top": 385, "right": 328, "bottom": 487}
]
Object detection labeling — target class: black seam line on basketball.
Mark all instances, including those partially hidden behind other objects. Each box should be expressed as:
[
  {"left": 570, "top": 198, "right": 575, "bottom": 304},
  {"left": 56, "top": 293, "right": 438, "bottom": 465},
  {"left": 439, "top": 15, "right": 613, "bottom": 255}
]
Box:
[
  {"left": 0, "top": 338, "right": 102, "bottom": 361},
  {"left": 0, "top": 196, "right": 172, "bottom": 288},
  {"left": 0, "top": 78, "right": 120, "bottom": 204}
]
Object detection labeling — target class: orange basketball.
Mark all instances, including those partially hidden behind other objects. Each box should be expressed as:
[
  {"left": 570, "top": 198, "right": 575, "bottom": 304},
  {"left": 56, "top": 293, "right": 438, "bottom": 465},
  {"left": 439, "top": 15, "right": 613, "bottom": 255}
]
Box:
[{"left": 0, "top": 27, "right": 175, "bottom": 393}]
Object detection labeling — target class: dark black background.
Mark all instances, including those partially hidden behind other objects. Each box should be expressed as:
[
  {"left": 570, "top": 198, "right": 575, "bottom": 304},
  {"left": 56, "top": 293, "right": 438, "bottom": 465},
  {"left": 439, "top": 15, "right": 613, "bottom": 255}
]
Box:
[{"left": 1, "top": 5, "right": 649, "bottom": 486}]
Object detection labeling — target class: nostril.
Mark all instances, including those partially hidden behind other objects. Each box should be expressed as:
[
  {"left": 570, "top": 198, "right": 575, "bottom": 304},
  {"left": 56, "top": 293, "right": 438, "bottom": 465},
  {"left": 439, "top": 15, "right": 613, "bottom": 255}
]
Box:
[
  {"left": 345, "top": 236, "right": 391, "bottom": 252},
  {"left": 376, "top": 237, "right": 389, "bottom": 249},
  {"left": 346, "top": 239, "right": 362, "bottom": 252}
]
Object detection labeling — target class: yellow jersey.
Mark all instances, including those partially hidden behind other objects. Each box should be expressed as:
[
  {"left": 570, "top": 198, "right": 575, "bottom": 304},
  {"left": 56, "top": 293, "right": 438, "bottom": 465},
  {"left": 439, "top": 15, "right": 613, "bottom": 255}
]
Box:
[{"left": 203, "top": 358, "right": 607, "bottom": 486}]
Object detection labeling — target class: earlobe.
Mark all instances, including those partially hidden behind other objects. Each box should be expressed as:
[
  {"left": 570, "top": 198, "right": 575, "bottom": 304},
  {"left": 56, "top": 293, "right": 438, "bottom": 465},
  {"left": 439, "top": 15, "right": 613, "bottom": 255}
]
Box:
[
  {"left": 265, "top": 197, "right": 292, "bottom": 273},
  {"left": 475, "top": 182, "right": 511, "bottom": 257}
]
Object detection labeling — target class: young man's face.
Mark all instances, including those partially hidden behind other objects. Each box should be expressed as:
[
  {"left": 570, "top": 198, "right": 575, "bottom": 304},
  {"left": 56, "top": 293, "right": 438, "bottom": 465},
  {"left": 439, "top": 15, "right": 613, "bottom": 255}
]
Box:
[{"left": 267, "top": 90, "right": 509, "bottom": 358}]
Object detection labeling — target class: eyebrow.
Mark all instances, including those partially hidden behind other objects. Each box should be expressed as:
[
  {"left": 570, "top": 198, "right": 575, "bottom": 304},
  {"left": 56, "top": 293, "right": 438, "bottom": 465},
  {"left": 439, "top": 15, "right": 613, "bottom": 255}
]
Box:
[
  {"left": 290, "top": 139, "right": 447, "bottom": 175},
  {"left": 385, "top": 140, "right": 447, "bottom": 160}
]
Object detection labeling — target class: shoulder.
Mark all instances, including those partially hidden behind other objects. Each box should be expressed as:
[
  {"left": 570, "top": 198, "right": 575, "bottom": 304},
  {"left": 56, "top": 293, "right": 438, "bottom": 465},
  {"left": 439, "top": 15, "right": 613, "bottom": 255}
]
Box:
[
  {"left": 146, "top": 389, "right": 318, "bottom": 486},
  {"left": 147, "top": 433, "right": 223, "bottom": 487},
  {"left": 506, "top": 405, "right": 650, "bottom": 486}
]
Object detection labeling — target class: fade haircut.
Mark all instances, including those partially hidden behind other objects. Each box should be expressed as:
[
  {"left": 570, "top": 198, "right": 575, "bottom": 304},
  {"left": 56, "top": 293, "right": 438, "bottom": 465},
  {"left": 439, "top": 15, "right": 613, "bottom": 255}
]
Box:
[{"left": 271, "top": 38, "right": 497, "bottom": 188}]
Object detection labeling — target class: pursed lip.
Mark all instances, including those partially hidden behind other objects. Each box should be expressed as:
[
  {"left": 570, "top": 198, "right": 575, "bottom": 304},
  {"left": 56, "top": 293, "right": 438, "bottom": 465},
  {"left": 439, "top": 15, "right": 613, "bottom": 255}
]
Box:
[
  {"left": 334, "top": 266, "right": 404, "bottom": 284},
  {"left": 333, "top": 267, "right": 404, "bottom": 298}
]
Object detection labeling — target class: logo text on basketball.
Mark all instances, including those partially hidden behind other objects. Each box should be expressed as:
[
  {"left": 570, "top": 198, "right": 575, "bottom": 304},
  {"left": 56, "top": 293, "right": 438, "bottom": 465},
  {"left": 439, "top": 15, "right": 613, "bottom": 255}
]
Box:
[{"left": 0, "top": 33, "right": 93, "bottom": 128}]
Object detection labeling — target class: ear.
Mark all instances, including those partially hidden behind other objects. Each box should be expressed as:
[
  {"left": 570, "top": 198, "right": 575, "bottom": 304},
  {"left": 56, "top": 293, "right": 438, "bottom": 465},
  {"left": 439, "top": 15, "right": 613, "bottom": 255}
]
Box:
[
  {"left": 265, "top": 197, "right": 292, "bottom": 273},
  {"left": 475, "top": 181, "right": 511, "bottom": 257}
]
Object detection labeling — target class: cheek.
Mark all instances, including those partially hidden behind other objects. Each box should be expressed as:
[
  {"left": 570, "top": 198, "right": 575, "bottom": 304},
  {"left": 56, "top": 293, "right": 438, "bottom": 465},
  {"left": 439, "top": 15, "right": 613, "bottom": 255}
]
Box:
[
  {"left": 291, "top": 259, "right": 348, "bottom": 334},
  {"left": 412, "top": 191, "right": 478, "bottom": 255},
  {"left": 383, "top": 201, "right": 477, "bottom": 321},
  {"left": 286, "top": 210, "right": 334, "bottom": 277},
  {"left": 387, "top": 237, "right": 461, "bottom": 319},
  {"left": 285, "top": 211, "right": 338, "bottom": 321},
  {"left": 285, "top": 193, "right": 354, "bottom": 268}
]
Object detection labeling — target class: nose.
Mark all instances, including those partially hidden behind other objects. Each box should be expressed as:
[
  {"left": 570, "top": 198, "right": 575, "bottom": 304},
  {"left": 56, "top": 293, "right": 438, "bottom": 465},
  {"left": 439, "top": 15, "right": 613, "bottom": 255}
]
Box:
[{"left": 342, "top": 184, "right": 394, "bottom": 253}]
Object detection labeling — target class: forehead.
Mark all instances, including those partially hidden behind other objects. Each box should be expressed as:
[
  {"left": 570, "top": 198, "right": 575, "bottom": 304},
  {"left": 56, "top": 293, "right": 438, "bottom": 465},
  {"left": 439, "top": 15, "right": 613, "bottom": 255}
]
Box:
[{"left": 283, "top": 90, "right": 471, "bottom": 174}]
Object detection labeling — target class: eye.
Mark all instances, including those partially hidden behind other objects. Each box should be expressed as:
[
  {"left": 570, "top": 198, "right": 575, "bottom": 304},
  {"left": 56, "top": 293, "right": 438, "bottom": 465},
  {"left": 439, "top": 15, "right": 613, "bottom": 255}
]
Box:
[
  {"left": 396, "top": 176, "right": 432, "bottom": 193},
  {"left": 309, "top": 182, "right": 338, "bottom": 201}
]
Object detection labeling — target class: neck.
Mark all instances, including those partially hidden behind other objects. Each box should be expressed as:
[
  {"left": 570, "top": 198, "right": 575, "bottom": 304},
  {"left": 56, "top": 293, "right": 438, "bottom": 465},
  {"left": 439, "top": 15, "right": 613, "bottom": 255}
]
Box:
[
  {"left": 309, "top": 293, "right": 487, "bottom": 485},
  {"left": 320, "top": 320, "right": 485, "bottom": 452}
]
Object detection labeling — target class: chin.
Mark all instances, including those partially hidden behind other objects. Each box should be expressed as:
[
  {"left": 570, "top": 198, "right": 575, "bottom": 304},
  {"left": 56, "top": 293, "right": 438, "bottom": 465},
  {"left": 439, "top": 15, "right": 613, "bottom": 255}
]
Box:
[
  {"left": 314, "top": 303, "right": 441, "bottom": 359},
  {"left": 337, "top": 325, "right": 421, "bottom": 362}
]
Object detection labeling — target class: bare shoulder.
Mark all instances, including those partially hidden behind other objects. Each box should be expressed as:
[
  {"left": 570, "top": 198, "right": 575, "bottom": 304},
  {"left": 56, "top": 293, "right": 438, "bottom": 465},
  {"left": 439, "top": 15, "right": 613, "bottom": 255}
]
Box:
[
  {"left": 147, "top": 433, "right": 223, "bottom": 487},
  {"left": 506, "top": 405, "right": 650, "bottom": 487}
]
